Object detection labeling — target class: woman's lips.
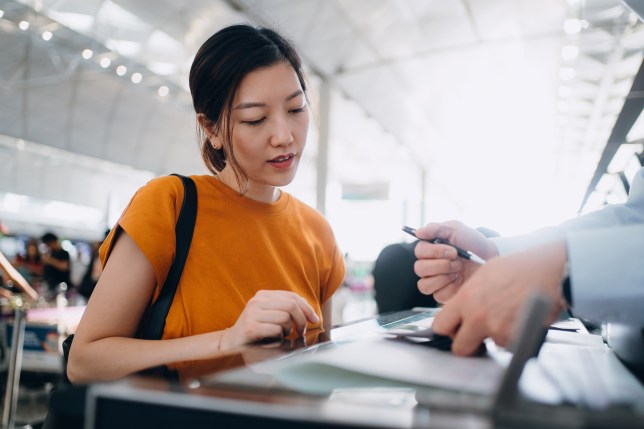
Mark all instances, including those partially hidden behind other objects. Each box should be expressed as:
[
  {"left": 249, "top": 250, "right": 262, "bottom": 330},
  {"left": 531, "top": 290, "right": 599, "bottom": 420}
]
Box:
[{"left": 268, "top": 153, "right": 296, "bottom": 169}]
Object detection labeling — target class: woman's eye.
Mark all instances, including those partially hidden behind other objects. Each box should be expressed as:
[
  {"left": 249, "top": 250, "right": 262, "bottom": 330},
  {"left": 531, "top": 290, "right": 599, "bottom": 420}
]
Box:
[
  {"left": 242, "top": 118, "right": 265, "bottom": 126},
  {"left": 290, "top": 107, "right": 305, "bottom": 114}
]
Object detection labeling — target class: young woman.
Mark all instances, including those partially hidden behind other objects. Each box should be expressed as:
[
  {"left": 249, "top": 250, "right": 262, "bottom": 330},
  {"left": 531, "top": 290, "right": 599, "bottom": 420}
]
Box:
[
  {"left": 12, "top": 238, "right": 44, "bottom": 286},
  {"left": 67, "top": 25, "right": 345, "bottom": 383}
]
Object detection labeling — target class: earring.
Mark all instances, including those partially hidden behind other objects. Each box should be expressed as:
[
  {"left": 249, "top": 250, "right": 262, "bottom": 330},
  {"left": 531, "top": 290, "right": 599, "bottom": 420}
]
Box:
[{"left": 206, "top": 135, "right": 219, "bottom": 150}]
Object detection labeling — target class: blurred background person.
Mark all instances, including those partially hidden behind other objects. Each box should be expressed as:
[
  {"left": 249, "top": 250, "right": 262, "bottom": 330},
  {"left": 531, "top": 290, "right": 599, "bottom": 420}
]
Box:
[
  {"left": 41, "top": 232, "right": 73, "bottom": 296},
  {"left": 12, "top": 237, "right": 44, "bottom": 288}
]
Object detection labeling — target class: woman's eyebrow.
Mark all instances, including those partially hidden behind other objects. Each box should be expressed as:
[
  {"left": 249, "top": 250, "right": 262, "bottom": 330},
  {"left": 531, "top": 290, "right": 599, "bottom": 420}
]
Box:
[
  {"left": 235, "top": 90, "right": 303, "bottom": 110},
  {"left": 285, "top": 89, "right": 303, "bottom": 102},
  {"left": 235, "top": 101, "right": 265, "bottom": 110}
]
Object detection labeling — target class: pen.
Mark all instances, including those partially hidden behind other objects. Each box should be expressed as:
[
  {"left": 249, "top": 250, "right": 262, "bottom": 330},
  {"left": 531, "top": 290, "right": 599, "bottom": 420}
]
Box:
[{"left": 402, "top": 226, "right": 486, "bottom": 265}]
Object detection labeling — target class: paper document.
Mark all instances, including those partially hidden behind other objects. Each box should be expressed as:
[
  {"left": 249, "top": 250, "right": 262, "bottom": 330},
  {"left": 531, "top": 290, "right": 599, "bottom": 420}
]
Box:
[
  {"left": 203, "top": 331, "right": 644, "bottom": 412},
  {"left": 270, "top": 337, "right": 504, "bottom": 396}
]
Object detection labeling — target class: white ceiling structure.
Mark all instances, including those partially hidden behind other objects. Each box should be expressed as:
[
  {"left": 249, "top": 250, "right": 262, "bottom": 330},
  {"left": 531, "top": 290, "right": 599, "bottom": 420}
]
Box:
[{"left": 1, "top": 0, "right": 643, "bottom": 260}]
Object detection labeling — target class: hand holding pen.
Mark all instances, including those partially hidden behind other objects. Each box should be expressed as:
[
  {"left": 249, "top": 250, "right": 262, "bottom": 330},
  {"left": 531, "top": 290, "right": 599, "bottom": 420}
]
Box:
[
  {"left": 404, "top": 222, "right": 499, "bottom": 303},
  {"left": 402, "top": 226, "right": 486, "bottom": 264}
]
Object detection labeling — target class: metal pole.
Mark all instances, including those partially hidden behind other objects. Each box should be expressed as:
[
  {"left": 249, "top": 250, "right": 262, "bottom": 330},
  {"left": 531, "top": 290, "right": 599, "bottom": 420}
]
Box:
[
  {"left": 316, "top": 79, "right": 331, "bottom": 216},
  {"left": 2, "top": 298, "right": 27, "bottom": 429}
]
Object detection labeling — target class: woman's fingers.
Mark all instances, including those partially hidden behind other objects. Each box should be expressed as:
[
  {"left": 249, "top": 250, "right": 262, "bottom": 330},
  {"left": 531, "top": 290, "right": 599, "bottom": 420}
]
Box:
[
  {"left": 253, "top": 309, "right": 295, "bottom": 336},
  {"left": 256, "top": 292, "right": 317, "bottom": 330},
  {"left": 239, "top": 290, "right": 320, "bottom": 340}
]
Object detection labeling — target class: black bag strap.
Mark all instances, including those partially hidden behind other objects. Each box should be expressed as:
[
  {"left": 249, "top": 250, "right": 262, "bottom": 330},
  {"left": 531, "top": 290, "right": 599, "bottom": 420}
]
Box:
[{"left": 138, "top": 174, "right": 198, "bottom": 340}]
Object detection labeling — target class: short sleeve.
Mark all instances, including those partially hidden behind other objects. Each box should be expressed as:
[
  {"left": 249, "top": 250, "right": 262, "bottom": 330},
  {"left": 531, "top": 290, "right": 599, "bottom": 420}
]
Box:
[
  {"left": 99, "top": 176, "right": 184, "bottom": 288},
  {"left": 321, "top": 243, "right": 346, "bottom": 304}
]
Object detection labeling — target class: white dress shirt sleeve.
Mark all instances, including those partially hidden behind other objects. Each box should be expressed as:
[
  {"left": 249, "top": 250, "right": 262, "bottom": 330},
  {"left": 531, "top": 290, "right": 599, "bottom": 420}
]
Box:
[{"left": 566, "top": 224, "right": 644, "bottom": 325}]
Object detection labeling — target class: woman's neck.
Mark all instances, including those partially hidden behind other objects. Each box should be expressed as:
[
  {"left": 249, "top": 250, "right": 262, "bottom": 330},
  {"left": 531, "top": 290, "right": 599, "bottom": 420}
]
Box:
[{"left": 216, "top": 169, "right": 280, "bottom": 204}]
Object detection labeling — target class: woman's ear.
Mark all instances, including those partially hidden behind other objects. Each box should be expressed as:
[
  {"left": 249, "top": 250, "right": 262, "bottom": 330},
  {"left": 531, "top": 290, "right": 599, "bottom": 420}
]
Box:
[
  {"left": 197, "top": 113, "right": 214, "bottom": 133},
  {"left": 197, "top": 113, "right": 223, "bottom": 150}
]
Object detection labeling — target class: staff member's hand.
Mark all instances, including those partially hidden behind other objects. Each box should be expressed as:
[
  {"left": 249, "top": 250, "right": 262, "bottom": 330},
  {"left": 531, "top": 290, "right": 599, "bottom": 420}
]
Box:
[
  {"left": 224, "top": 290, "right": 320, "bottom": 349},
  {"left": 432, "top": 240, "right": 568, "bottom": 356},
  {"left": 413, "top": 221, "right": 498, "bottom": 302}
]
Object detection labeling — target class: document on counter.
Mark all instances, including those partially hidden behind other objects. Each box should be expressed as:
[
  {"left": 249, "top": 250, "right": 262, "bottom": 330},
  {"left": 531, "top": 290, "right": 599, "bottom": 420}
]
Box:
[
  {"left": 203, "top": 333, "right": 644, "bottom": 412},
  {"left": 264, "top": 337, "right": 505, "bottom": 396}
]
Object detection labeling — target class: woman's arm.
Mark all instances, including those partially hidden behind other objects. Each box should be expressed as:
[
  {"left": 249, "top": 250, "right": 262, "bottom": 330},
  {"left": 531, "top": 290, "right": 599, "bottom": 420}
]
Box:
[
  {"left": 68, "top": 230, "right": 320, "bottom": 383},
  {"left": 67, "top": 231, "right": 226, "bottom": 383}
]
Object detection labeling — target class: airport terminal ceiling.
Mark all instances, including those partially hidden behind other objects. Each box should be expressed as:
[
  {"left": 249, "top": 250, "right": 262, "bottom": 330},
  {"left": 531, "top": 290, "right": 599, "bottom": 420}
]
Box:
[{"left": 1, "top": 0, "right": 643, "bottom": 259}]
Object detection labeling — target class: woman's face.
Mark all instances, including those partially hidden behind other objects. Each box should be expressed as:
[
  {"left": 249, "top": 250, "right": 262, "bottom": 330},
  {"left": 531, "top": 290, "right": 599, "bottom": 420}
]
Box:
[
  {"left": 223, "top": 61, "right": 309, "bottom": 198},
  {"left": 27, "top": 243, "right": 39, "bottom": 257}
]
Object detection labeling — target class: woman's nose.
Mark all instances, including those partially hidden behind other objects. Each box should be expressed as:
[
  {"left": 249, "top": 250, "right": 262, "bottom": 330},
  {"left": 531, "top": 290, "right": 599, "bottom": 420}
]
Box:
[{"left": 269, "top": 115, "right": 293, "bottom": 146}]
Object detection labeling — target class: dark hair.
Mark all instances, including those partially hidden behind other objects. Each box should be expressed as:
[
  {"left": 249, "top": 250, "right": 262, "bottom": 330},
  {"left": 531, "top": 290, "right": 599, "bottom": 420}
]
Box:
[
  {"left": 24, "top": 238, "right": 42, "bottom": 262},
  {"left": 189, "top": 24, "right": 308, "bottom": 191},
  {"left": 41, "top": 232, "right": 58, "bottom": 243}
]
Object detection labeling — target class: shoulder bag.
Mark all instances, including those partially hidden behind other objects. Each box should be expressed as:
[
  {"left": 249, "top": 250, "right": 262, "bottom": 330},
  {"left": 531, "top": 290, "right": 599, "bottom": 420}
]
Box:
[{"left": 43, "top": 174, "right": 197, "bottom": 429}]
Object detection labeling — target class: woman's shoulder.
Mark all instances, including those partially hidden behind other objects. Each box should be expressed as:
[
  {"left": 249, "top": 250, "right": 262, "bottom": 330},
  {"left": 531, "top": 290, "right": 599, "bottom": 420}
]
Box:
[
  {"left": 142, "top": 174, "right": 185, "bottom": 192},
  {"left": 118, "top": 175, "right": 190, "bottom": 226},
  {"left": 286, "top": 194, "right": 334, "bottom": 232},
  {"left": 131, "top": 175, "right": 187, "bottom": 204},
  {"left": 286, "top": 194, "right": 320, "bottom": 215}
]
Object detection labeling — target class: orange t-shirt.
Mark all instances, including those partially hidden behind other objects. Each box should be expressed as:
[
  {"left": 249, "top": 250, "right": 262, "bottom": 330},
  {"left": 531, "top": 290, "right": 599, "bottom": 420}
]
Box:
[{"left": 100, "top": 175, "right": 345, "bottom": 340}]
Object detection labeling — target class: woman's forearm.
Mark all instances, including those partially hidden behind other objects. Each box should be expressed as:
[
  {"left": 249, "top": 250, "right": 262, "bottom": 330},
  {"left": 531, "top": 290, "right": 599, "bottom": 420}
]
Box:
[{"left": 67, "top": 329, "right": 228, "bottom": 383}]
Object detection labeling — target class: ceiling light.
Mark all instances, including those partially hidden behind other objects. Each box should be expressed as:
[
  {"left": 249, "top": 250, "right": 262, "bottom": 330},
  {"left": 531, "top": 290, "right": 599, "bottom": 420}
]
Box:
[
  {"left": 131, "top": 72, "right": 142, "bottom": 84},
  {"left": 561, "top": 45, "right": 579, "bottom": 60},
  {"left": 563, "top": 19, "right": 582, "bottom": 34},
  {"left": 158, "top": 86, "right": 169, "bottom": 97},
  {"left": 82, "top": 49, "right": 93, "bottom": 60},
  {"left": 18, "top": 20, "right": 30, "bottom": 31},
  {"left": 41, "top": 31, "right": 53, "bottom": 41},
  {"left": 116, "top": 65, "right": 127, "bottom": 76},
  {"left": 99, "top": 57, "right": 111, "bottom": 68}
]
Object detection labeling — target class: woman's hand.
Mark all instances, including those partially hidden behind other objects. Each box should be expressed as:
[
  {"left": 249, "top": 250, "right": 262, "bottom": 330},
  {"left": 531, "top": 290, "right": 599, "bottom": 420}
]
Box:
[
  {"left": 222, "top": 290, "right": 320, "bottom": 349},
  {"left": 413, "top": 221, "right": 498, "bottom": 303}
]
